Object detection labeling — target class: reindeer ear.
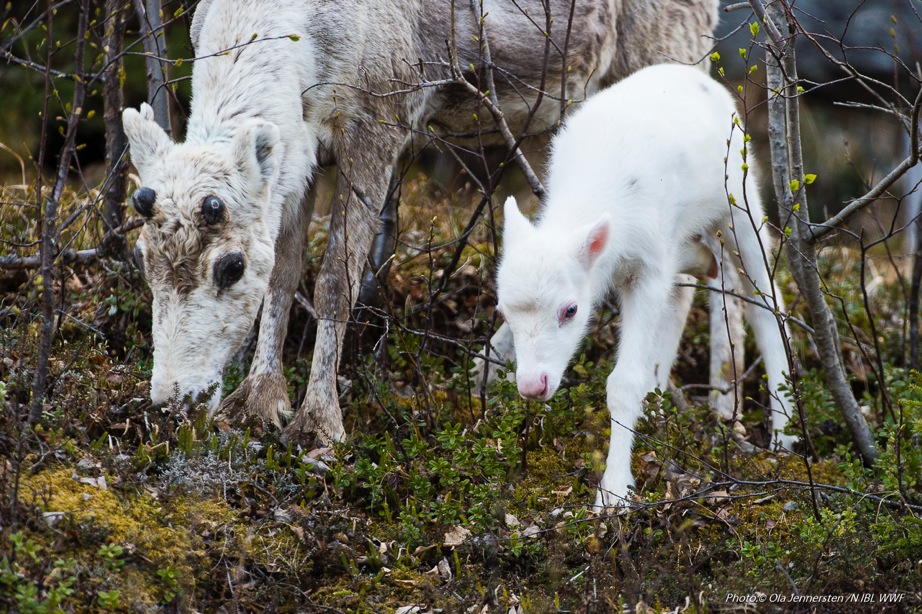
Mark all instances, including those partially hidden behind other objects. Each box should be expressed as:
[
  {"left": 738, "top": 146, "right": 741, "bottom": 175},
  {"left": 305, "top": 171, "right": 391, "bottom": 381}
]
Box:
[
  {"left": 502, "top": 196, "right": 534, "bottom": 247},
  {"left": 189, "top": 0, "right": 214, "bottom": 51},
  {"left": 575, "top": 215, "right": 610, "bottom": 269},
  {"left": 123, "top": 104, "right": 172, "bottom": 175},
  {"left": 234, "top": 119, "right": 281, "bottom": 188}
]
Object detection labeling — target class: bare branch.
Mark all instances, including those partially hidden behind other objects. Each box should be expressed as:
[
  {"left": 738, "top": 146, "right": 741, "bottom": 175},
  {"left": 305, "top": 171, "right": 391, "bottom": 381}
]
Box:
[
  {"left": 445, "top": 0, "right": 546, "bottom": 199},
  {"left": 30, "top": 0, "right": 91, "bottom": 424},
  {"left": 0, "top": 220, "right": 143, "bottom": 271},
  {"left": 809, "top": 152, "right": 921, "bottom": 242},
  {"left": 756, "top": 0, "right": 878, "bottom": 466}
]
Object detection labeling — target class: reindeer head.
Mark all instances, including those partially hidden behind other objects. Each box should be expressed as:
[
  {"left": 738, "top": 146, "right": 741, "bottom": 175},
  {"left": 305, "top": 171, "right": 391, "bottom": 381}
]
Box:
[
  {"left": 496, "top": 197, "right": 610, "bottom": 401},
  {"left": 123, "top": 104, "right": 283, "bottom": 412}
]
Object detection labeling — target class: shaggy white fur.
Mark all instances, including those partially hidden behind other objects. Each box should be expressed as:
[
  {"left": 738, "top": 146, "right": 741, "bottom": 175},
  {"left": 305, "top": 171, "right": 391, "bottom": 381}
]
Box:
[{"left": 496, "top": 64, "right": 795, "bottom": 510}]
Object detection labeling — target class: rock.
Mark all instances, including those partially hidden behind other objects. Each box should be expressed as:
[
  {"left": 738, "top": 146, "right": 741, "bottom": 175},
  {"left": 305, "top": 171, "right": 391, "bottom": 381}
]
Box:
[
  {"left": 76, "top": 458, "right": 98, "bottom": 474},
  {"left": 437, "top": 557, "right": 452, "bottom": 580},
  {"left": 43, "top": 512, "right": 65, "bottom": 528},
  {"left": 444, "top": 525, "right": 472, "bottom": 548}
]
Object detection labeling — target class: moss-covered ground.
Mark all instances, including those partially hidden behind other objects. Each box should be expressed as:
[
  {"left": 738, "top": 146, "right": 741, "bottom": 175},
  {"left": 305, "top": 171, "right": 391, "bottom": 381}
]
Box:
[{"left": 2, "top": 178, "right": 922, "bottom": 612}]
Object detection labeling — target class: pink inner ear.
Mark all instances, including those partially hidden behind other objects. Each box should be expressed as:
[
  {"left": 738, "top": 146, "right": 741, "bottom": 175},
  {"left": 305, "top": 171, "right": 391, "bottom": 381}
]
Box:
[{"left": 587, "top": 223, "right": 609, "bottom": 259}]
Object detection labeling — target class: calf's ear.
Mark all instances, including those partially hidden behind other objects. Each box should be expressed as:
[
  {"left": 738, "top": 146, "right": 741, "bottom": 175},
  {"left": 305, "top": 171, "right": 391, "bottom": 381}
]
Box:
[
  {"left": 502, "top": 196, "right": 535, "bottom": 247},
  {"left": 122, "top": 103, "right": 173, "bottom": 176},
  {"left": 574, "top": 215, "right": 610, "bottom": 270}
]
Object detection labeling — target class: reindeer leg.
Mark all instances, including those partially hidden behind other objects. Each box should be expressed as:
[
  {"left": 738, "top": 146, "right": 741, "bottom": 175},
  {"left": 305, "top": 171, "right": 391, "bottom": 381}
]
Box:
[
  {"left": 596, "top": 268, "right": 676, "bottom": 510},
  {"left": 651, "top": 276, "right": 695, "bottom": 390},
  {"left": 729, "top": 211, "right": 795, "bottom": 449},
  {"left": 708, "top": 255, "right": 746, "bottom": 422},
  {"left": 471, "top": 321, "right": 516, "bottom": 393},
  {"left": 357, "top": 169, "right": 400, "bottom": 307},
  {"left": 284, "top": 136, "right": 399, "bottom": 444},
  {"left": 219, "top": 194, "right": 311, "bottom": 428}
]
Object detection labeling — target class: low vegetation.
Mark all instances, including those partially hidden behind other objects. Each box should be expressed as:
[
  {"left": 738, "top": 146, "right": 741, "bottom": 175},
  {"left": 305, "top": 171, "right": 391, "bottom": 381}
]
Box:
[{"left": 2, "top": 175, "right": 921, "bottom": 612}]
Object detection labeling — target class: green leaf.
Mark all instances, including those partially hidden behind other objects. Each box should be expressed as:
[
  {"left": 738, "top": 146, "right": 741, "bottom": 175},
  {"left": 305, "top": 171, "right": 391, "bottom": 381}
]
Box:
[
  {"left": 709, "top": 51, "right": 721, "bottom": 63},
  {"left": 288, "top": 33, "right": 300, "bottom": 42},
  {"left": 789, "top": 179, "right": 800, "bottom": 191},
  {"left": 804, "top": 173, "right": 817, "bottom": 185},
  {"left": 739, "top": 48, "right": 747, "bottom": 60},
  {"left": 749, "top": 21, "right": 760, "bottom": 37}
]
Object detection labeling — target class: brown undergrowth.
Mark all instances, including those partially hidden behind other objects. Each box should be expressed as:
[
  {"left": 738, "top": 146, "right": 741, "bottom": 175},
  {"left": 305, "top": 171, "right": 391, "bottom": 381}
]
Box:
[{"left": 1, "top": 177, "right": 921, "bottom": 612}]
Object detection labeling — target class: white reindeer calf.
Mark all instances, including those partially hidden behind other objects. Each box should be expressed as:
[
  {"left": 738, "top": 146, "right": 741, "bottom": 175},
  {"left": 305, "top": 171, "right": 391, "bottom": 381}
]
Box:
[{"left": 496, "top": 64, "right": 794, "bottom": 510}]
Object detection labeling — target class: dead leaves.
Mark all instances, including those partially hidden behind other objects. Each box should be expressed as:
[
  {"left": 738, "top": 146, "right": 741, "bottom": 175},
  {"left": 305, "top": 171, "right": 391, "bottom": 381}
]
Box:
[{"left": 443, "top": 525, "right": 472, "bottom": 547}]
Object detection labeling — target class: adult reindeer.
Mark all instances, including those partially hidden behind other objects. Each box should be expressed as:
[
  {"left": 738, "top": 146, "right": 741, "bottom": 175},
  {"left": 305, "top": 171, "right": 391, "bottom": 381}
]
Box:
[{"left": 122, "top": 0, "right": 718, "bottom": 443}]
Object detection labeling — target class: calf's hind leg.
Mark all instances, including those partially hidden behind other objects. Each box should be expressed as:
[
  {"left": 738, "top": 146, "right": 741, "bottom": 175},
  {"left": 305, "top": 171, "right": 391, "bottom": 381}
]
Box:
[{"left": 729, "top": 215, "right": 795, "bottom": 447}]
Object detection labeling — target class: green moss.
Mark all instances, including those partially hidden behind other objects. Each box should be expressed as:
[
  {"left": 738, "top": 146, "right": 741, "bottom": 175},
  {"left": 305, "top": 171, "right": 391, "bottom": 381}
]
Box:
[{"left": 18, "top": 466, "right": 237, "bottom": 608}]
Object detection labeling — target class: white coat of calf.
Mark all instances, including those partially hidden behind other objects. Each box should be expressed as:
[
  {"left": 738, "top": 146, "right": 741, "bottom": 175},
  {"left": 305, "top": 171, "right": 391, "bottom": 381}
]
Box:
[{"left": 496, "top": 63, "right": 794, "bottom": 510}]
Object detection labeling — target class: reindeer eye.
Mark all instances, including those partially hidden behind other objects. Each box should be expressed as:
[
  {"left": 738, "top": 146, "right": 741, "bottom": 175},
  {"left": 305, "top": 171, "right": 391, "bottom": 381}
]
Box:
[
  {"left": 132, "top": 187, "right": 156, "bottom": 218},
  {"left": 201, "top": 196, "right": 225, "bottom": 225},
  {"left": 214, "top": 252, "right": 245, "bottom": 289},
  {"left": 559, "top": 303, "right": 578, "bottom": 324}
]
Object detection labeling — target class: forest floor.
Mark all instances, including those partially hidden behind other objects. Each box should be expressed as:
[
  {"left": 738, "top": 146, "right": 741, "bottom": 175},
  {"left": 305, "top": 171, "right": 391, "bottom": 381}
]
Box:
[{"left": 1, "top": 176, "right": 922, "bottom": 613}]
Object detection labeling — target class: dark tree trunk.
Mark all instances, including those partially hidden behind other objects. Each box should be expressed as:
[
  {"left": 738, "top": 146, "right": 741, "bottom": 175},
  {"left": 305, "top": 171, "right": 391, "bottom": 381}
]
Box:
[
  {"left": 133, "top": 0, "right": 170, "bottom": 133},
  {"left": 30, "top": 0, "right": 91, "bottom": 423},
  {"left": 100, "top": 0, "right": 128, "bottom": 259}
]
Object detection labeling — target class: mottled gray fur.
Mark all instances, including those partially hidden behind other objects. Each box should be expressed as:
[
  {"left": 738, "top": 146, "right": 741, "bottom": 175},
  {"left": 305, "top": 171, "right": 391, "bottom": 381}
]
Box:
[{"left": 126, "top": 0, "right": 719, "bottom": 442}]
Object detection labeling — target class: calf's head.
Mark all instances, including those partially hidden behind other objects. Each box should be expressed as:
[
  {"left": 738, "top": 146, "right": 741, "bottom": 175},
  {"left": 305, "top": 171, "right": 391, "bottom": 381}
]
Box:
[
  {"left": 496, "top": 197, "right": 610, "bottom": 401},
  {"left": 123, "top": 104, "right": 282, "bottom": 411}
]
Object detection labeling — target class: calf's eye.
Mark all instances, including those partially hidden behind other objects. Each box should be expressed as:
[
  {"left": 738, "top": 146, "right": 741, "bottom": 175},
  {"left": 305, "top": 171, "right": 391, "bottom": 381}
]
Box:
[
  {"left": 558, "top": 302, "right": 578, "bottom": 325},
  {"left": 214, "top": 252, "right": 245, "bottom": 289}
]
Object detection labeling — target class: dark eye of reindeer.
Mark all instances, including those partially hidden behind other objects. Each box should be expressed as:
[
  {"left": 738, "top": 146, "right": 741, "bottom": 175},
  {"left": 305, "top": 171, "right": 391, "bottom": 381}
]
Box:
[
  {"left": 201, "top": 196, "right": 225, "bottom": 225},
  {"left": 131, "top": 187, "right": 156, "bottom": 218},
  {"left": 559, "top": 303, "right": 578, "bottom": 325},
  {"left": 214, "top": 252, "right": 245, "bottom": 289}
]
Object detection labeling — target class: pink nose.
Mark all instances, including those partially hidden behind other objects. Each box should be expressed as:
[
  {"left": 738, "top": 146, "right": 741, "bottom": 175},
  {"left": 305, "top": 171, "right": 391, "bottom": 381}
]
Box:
[{"left": 518, "top": 373, "right": 549, "bottom": 400}]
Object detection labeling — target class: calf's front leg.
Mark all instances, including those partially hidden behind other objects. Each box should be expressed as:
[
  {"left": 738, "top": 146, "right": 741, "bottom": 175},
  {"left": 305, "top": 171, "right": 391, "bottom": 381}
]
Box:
[
  {"left": 597, "top": 270, "right": 681, "bottom": 510},
  {"left": 471, "top": 321, "right": 516, "bottom": 393}
]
